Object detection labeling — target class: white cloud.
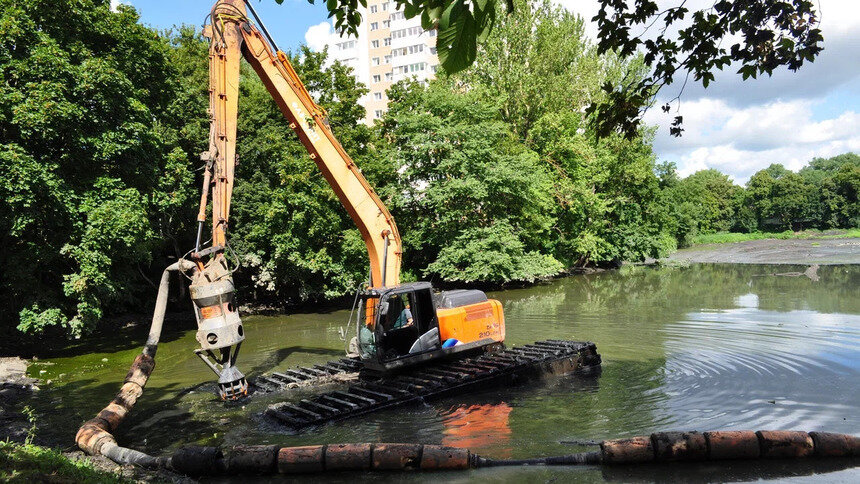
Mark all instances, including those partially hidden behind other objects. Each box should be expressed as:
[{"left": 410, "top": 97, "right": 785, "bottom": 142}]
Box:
[
  {"left": 625, "top": 0, "right": 860, "bottom": 183},
  {"left": 645, "top": 99, "right": 860, "bottom": 183},
  {"left": 110, "top": 0, "right": 129, "bottom": 12},
  {"left": 304, "top": 21, "right": 335, "bottom": 52}
]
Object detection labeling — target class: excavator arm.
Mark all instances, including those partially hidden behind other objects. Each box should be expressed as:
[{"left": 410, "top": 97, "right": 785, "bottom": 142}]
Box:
[
  {"left": 189, "top": 0, "right": 401, "bottom": 398},
  {"left": 201, "top": 0, "right": 401, "bottom": 288}
]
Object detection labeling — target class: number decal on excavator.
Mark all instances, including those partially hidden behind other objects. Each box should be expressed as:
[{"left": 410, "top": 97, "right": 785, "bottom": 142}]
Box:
[{"left": 292, "top": 101, "right": 321, "bottom": 143}]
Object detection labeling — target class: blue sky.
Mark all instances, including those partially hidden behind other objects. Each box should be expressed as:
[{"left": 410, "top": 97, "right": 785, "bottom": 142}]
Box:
[
  {"left": 118, "top": 0, "right": 860, "bottom": 184},
  {"left": 121, "top": 0, "right": 329, "bottom": 51}
]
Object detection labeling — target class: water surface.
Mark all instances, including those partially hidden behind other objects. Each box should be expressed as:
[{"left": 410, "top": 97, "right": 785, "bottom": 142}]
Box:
[{"left": 30, "top": 264, "right": 860, "bottom": 482}]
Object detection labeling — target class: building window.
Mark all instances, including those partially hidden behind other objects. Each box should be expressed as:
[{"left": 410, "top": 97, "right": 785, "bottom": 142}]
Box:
[
  {"left": 429, "top": 29, "right": 437, "bottom": 37},
  {"left": 370, "top": 5, "right": 377, "bottom": 13},
  {"left": 374, "top": 109, "right": 384, "bottom": 118},
  {"left": 373, "top": 92, "right": 383, "bottom": 100},
  {"left": 384, "top": 38, "right": 391, "bottom": 46},
  {"left": 431, "top": 64, "right": 438, "bottom": 73},
  {"left": 382, "top": 20, "right": 390, "bottom": 28},
  {"left": 392, "top": 44, "right": 424, "bottom": 57},
  {"left": 390, "top": 11, "right": 405, "bottom": 21},
  {"left": 372, "top": 74, "right": 381, "bottom": 83},
  {"left": 382, "top": 2, "right": 389, "bottom": 11},
  {"left": 392, "top": 26, "right": 425, "bottom": 39},
  {"left": 372, "top": 57, "right": 380, "bottom": 66},
  {"left": 370, "top": 22, "right": 379, "bottom": 31},
  {"left": 384, "top": 55, "right": 391, "bottom": 64},
  {"left": 385, "top": 72, "right": 393, "bottom": 81},
  {"left": 430, "top": 47, "right": 437, "bottom": 55},
  {"left": 395, "top": 62, "right": 426, "bottom": 75},
  {"left": 371, "top": 40, "right": 380, "bottom": 48},
  {"left": 336, "top": 40, "right": 356, "bottom": 51}
]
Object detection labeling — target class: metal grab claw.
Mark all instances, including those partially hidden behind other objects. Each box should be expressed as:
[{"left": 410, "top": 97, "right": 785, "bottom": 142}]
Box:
[{"left": 194, "top": 346, "right": 248, "bottom": 400}]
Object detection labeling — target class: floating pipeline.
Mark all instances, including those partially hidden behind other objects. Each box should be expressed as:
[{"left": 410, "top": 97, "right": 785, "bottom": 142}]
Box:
[
  {"left": 263, "top": 340, "right": 602, "bottom": 430},
  {"left": 166, "top": 430, "right": 858, "bottom": 476}
]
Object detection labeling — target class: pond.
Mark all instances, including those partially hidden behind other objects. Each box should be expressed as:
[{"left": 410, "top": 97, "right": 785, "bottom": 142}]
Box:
[{"left": 29, "top": 264, "right": 860, "bottom": 482}]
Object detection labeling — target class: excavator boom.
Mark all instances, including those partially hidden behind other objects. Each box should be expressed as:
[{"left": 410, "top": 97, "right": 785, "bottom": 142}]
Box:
[
  {"left": 203, "top": 0, "right": 401, "bottom": 288},
  {"left": 189, "top": 1, "right": 503, "bottom": 398}
]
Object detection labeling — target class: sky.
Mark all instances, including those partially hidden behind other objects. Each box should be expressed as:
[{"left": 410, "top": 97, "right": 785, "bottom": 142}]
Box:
[{"left": 121, "top": 0, "right": 860, "bottom": 185}]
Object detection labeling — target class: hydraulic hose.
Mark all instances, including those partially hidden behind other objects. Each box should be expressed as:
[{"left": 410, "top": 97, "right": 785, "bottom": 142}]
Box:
[{"left": 75, "top": 260, "right": 194, "bottom": 468}]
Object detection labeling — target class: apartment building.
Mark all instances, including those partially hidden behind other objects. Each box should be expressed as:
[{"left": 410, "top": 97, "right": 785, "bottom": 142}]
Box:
[{"left": 325, "top": 1, "right": 440, "bottom": 124}]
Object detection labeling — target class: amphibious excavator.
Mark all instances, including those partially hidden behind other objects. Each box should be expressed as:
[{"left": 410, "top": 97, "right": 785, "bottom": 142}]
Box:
[
  {"left": 75, "top": 3, "right": 600, "bottom": 457},
  {"left": 191, "top": 0, "right": 508, "bottom": 399}
]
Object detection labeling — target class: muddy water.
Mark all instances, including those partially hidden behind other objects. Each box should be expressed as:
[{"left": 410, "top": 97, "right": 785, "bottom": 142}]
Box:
[{"left": 29, "top": 264, "right": 860, "bottom": 482}]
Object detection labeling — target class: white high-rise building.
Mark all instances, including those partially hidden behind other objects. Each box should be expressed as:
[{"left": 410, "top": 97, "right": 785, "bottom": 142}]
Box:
[{"left": 324, "top": 1, "right": 440, "bottom": 124}]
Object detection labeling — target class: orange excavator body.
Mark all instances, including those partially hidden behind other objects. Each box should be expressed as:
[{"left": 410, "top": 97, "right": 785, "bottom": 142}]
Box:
[{"left": 437, "top": 300, "right": 506, "bottom": 343}]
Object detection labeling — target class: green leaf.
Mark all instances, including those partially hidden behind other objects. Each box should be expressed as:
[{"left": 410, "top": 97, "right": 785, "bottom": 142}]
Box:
[
  {"left": 473, "top": 5, "right": 496, "bottom": 43},
  {"left": 436, "top": 0, "right": 478, "bottom": 73}
]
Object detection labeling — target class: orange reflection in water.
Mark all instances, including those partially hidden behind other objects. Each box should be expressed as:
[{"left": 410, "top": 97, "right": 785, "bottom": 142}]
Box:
[{"left": 441, "top": 402, "right": 513, "bottom": 458}]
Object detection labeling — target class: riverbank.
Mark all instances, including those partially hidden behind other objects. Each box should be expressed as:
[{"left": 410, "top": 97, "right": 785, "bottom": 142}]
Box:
[
  {"left": 0, "top": 357, "right": 190, "bottom": 483},
  {"left": 689, "top": 229, "right": 860, "bottom": 245},
  {"left": 663, "top": 237, "right": 860, "bottom": 265}
]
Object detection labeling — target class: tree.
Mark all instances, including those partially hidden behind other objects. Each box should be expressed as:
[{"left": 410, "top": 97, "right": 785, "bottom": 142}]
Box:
[
  {"left": 288, "top": 0, "right": 823, "bottom": 137},
  {"left": 453, "top": 0, "right": 628, "bottom": 142},
  {"left": 380, "top": 80, "right": 562, "bottom": 283},
  {"left": 0, "top": 0, "right": 194, "bottom": 336},
  {"left": 770, "top": 172, "right": 813, "bottom": 229},
  {"left": 820, "top": 163, "right": 860, "bottom": 228},
  {"left": 655, "top": 161, "right": 679, "bottom": 189},
  {"left": 744, "top": 164, "right": 815, "bottom": 231},
  {"left": 668, "top": 169, "right": 740, "bottom": 233},
  {"left": 446, "top": 1, "right": 671, "bottom": 266}
]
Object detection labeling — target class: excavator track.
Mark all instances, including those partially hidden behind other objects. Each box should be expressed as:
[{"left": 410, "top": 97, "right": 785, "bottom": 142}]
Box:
[
  {"left": 264, "top": 340, "right": 601, "bottom": 430},
  {"left": 252, "top": 357, "right": 363, "bottom": 393}
]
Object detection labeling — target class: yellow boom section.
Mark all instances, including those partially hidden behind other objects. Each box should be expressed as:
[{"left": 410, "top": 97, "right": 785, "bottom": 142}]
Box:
[{"left": 205, "top": 0, "right": 401, "bottom": 288}]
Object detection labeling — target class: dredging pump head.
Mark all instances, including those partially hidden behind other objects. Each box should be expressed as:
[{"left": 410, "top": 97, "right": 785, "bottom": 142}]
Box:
[{"left": 189, "top": 254, "right": 247, "bottom": 400}]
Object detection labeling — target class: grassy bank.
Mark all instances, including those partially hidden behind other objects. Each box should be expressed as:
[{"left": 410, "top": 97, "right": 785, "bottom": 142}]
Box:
[
  {"left": 0, "top": 441, "right": 131, "bottom": 483},
  {"left": 690, "top": 229, "right": 860, "bottom": 245}
]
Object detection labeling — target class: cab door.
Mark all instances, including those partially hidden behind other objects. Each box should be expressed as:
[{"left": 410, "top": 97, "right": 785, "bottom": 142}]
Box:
[{"left": 376, "top": 288, "right": 441, "bottom": 360}]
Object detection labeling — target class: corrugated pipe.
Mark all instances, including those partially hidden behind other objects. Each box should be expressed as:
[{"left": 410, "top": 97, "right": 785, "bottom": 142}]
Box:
[{"left": 75, "top": 260, "right": 195, "bottom": 468}]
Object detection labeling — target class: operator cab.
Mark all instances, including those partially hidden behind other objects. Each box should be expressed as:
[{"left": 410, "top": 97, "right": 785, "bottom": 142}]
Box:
[{"left": 352, "top": 282, "right": 499, "bottom": 373}]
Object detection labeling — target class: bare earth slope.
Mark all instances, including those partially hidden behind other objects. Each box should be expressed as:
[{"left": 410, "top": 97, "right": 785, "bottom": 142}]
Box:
[{"left": 663, "top": 238, "right": 860, "bottom": 265}]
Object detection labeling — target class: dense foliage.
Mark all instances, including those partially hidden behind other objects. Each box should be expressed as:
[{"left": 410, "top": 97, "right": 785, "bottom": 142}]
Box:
[
  {"left": 0, "top": 0, "right": 854, "bottom": 339},
  {"left": 660, "top": 153, "right": 860, "bottom": 246},
  {"left": 0, "top": 0, "right": 196, "bottom": 337}
]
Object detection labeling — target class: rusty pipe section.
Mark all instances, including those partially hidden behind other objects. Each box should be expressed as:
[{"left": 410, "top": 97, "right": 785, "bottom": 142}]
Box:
[
  {"left": 168, "top": 431, "right": 859, "bottom": 476},
  {"left": 600, "top": 430, "right": 858, "bottom": 464},
  {"left": 171, "top": 443, "right": 474, "bottom": 475},
  {"left": 75, "top": 260, "right": 194, "bottom": 467}
]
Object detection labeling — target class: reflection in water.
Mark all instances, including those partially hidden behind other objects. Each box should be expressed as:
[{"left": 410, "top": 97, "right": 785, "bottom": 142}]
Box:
[
  {"left": 27, "top": 264, "right": 860, "bottom": 482},
  {"left": 441, "top": 403, "right": 513, "bottom": 456}
]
